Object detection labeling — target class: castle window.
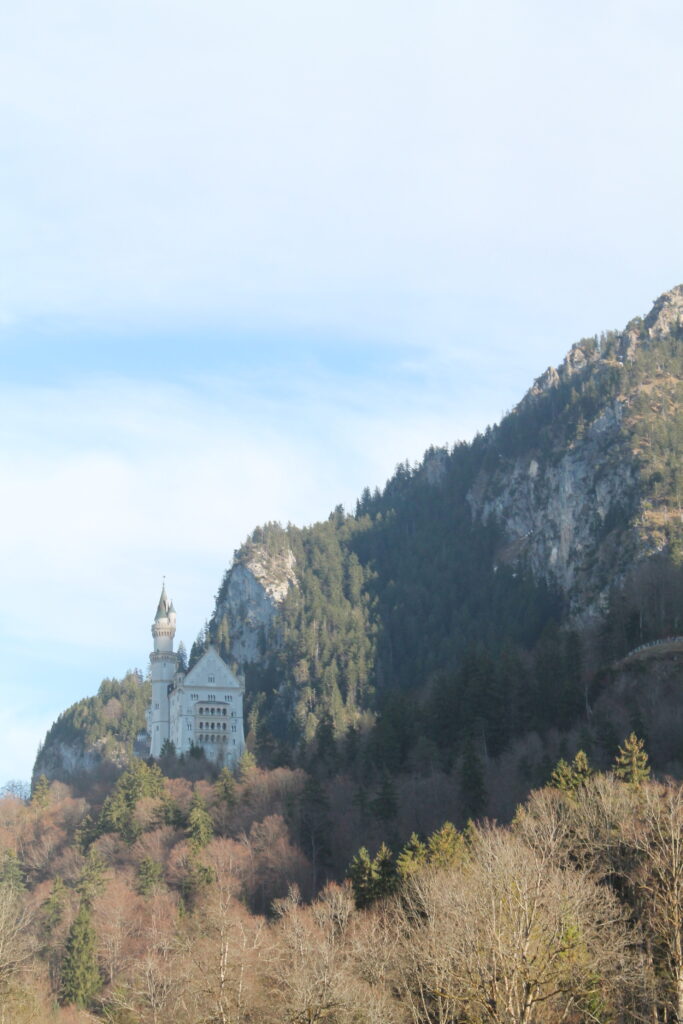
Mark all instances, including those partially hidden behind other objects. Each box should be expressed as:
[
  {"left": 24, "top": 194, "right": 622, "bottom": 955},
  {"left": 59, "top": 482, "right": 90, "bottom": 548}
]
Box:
[
  {"left": 154, "top": 703, "right": 159, "bottom": 710},
  {"left": 207, "top": 694, "right": 216, "bottom": 702},
  {"left": 191, "top": 693, "right": 199, "bottom": 701},
  {"left": 222, "top": 723, "right": 226, "bottom": 731},
  {"left": 231, "top": 711, "right": 235, "bottom": 717},
  {"left": 231, "top": 724, "right": 237, "bottom": 732},
  {"left": 208, "top": 675, "right": 215, "bottom": 683},
  {"left": 227, "top": 695, "right": 233, "bottom": 703},
  {"left": 222, "top": 709, "right": 227, "bottom": 716}
]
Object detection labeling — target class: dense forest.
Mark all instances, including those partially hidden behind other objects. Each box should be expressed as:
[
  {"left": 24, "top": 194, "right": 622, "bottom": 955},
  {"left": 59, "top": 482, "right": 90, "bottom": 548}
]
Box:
[
  {"left": 191, "top": 294, "right": 683, "bottom": 786},
  {"left": 7, "top": 737, "right": 683, "bottom": 1022},
  {"left": 22, "top": 287, "right": 683, "bottom": 1022}
]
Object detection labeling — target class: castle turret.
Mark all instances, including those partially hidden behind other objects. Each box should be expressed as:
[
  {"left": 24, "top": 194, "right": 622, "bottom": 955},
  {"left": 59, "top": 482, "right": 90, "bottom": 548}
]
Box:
[{"left": 149, "top": 582, "right": 178, "bottom": 757}]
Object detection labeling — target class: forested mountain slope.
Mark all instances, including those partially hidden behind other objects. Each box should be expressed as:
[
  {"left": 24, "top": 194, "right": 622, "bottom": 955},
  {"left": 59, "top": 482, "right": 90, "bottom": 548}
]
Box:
[
  {"left": 202, "top": 285, "right": 683, "bottom": 765},
  {"left": 34, "top": 286, "right": 683, "bottom": 785}
]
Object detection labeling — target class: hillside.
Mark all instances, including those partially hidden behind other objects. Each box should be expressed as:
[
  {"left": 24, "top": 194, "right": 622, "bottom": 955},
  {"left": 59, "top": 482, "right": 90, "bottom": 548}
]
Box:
[
  {"left": 35, "top": 286, "right": 683, "bottom": 787},
  {"left": 198, "top": 286, "right": 683, "bottom": 768}
]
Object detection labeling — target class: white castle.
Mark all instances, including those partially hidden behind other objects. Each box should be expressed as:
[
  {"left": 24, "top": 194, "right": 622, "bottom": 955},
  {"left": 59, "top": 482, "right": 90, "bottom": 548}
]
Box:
[{"left": 147, "top": 583, "right": 246, "bottom": 766}]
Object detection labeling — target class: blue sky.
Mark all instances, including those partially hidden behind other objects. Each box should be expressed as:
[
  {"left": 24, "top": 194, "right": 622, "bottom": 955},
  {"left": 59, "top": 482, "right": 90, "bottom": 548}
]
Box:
[{"left": 3, "top": 0, "right": 683, "bottom": 785}]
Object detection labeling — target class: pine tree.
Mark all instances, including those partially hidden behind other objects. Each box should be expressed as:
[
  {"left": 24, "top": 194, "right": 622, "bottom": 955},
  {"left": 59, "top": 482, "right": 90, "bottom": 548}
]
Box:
[
  {"left": 59, "top": 904, "right": 101, "bottom": 1007},
  {"left": 459, "top": 737, "right": 486, "bottom": 820},
  {"left": 550, "top": 751, "right": 591, "bottom": 795},
  {"left": 187, "top": 793, "right": 214, "bottom": 850},
  {"left": 0, "top": 850, "right": 25, "bottom": 891},
  {"left": 236, "top": 749, "right": 257, "bottom": 780},
  {"left": 372, "top": 843, "right": 398, "bottom": 900},
  {"left": 31, "top": 773, "right": 50, "bottom": 808},
  {"left": 614, "top": 732, "right": 651, "bottom": 786},
  {"left": 137, "top": 857, "right": 164, "bottom": 895},
  {"left": 427, "top": 822, "right": 465, "bottom": 869},
  {"left": 77, "top": 849, "right": 107, "bottom": 905},
  {"left": 215, "top": 766, "right": 237, "bottom": 810},
  {"left": 42, "top": 877, "right": 66, "bottom": 936},
  {"left": 370, "top": 772, "right": 397, "bottom": 824},
  {"left": 347, "top": 847, "right": 375, "bottom": 909},
  {"left": 397, "top": 833, "right": 428, "bottom": 879}
]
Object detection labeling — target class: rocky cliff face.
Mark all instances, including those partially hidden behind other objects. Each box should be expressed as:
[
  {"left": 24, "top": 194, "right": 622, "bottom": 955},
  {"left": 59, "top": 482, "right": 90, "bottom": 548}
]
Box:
[
  {"left": 467, "top": 400, "right": 640, "bottom": 615},
  {"left": 467, "top": 285, "right": 683, "bottom": 617},
  {"left": 213, "top": 543, "right": 297, "bottom": 666}
]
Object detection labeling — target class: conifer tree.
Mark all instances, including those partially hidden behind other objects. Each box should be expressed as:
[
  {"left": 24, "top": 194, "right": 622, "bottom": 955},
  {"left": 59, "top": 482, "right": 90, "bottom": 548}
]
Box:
[
  {"left": 370, "top": 772, "right": 397, "bottom": 824},
  {"left": 459, "top": 737, "right": 486, "bottom": 820},
  {"left": 137, "top": 857, "right": 164, "bottom": 895},
  {"left": 187, "top": 793, "right": 214, "bottom": 850},
  {"left": 236, "top": 749, "right": 257, "bottom": 781},
  {"left": 397, "top": 833, "right": 428, "bottom": 879},
  {"left": 372, "top": 842, "right": 398, "bottom": 900},
  {"left": 42, "top": 877, "right": 66, "bottom": 936},
  {"left": 347, "top": 847, "right": 375, "bottom": 909},
  {"left": 550, "top": 750, "right": 592, "bottom": 795},
  {"left": 77, "top": 849, "right": 107, "bottom": 906},
  {"left": 427, "top": 822, "right": 465, "bottom": 869},
  {"left": 31, "top": 773, "right": 50, "bottom": 808},
  {"left": 614, "top": 732, "right": 651, "bottom": 786},
  {"left": 59, "top": 904, "right": 101, "bottom": 1007},
  {"left": 215, "top": 766, "right": 237, "bottom": 810},
  {"left": 0, "top": 850, "right": 25, "bottom": 891}
]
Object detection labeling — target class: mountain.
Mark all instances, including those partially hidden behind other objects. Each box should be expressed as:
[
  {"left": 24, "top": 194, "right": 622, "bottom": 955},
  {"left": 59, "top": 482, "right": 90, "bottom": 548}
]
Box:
[
  {"left": 35, "top": 285, "right": 683, "bottom": 784},
  {"left": 201, "top": 285, "right": 683, "bottom": 765}
]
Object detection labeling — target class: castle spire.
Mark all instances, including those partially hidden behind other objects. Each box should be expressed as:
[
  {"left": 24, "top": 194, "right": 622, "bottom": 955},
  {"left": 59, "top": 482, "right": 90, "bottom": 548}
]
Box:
[{"left": 155, "top": 580, "right": 171, "bottom": 621}]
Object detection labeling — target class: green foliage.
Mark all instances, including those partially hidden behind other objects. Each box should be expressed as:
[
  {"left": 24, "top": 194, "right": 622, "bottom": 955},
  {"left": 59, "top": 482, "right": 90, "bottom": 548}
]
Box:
[
  {"left": 215, "top": 766, "right": 237, "bottom": 809},
  {"left": 137, "top": 857, "right": 164, "bottom": 895},
  {"left": 186, "top": 793, "right": 214, "bottom": 850},
  {"left": 76, "top": 849, "right": 107, "bottom": 906},
  {"left": 31, "top": 774, "right": 50, "bottom": 808},
  {"left": 236, "top": 749, "right": 257, "bottom": 780},
  {"left": 551, "top": 750, "right": 592, "bottom": 795},
  {"left": 99, "top": 758, "right": 165, "bottom": 843},
  {"left": 396, "top": 833, "right": 428, "bottom": 879},
  {"left": 346, "top": 843, "right": 397, "bottom": 908},
  {"left": 458, "top": 737, "right": 487, "bottom": 820},
  {"left": 0, "top": 850, "right": 25, "bottom": 892},
  {"left": 42, "top": 877, "right": 66, "bottom": 935},
  {"left": 37, "top": 671, "right": 149, "bottom": 772},
  {"left": 59, "top": 904, "right": 102, "bottom": 1007},
  {"left": 426, "top": 821, "right": 466, "bottom": 869},
  {"left": 370, "top": 773, "right": 397, "bottom": 824},
  {"left": 614, "top": 732, "right": 651, "bottom": 786}
]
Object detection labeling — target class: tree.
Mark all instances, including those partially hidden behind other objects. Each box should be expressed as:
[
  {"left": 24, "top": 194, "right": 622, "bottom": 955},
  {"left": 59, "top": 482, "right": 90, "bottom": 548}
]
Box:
[
  {"left": 550, "top": 749, "right": 592, "bottom": 795},
  {"left": 397, "top": 833, "right": 428, "bottom": 879},
  {"left": 614, "top": 731, "right": 651, "bottom": 786},
  {"left": 187, "top": 793, "right": 214, "bottom": 851},
  {"left": 458, "top": 736, "right": 486, "bottom": 820},
  {"left": 370, "top": 773, "right": 397, "bottom": 824},
  {"left": 395, "top": 827, "right": 641, "bottom": 1024},
  {"left": 347, "top": 847, "right": 375, "bottom": 909},
  {"left": 31, "top": 774, "right": 50, "bottom": 809},
  {"left": 236, "top": 749, "right": 257, "bottom": 781},
  {"left": 0, "top": 883, "right": 36, "bottom": 997},
  {"left": 59, "top": 903, "right": 101, "bottom": 1007},
  {"left": 137, "top": 857, "right": 164, "bottom": 895}
]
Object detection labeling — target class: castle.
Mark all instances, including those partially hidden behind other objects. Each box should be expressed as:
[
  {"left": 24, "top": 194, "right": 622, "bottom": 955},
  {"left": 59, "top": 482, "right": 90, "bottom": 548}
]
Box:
[{"left": 147, "top": 583, "right": 246, "bottom": 766}]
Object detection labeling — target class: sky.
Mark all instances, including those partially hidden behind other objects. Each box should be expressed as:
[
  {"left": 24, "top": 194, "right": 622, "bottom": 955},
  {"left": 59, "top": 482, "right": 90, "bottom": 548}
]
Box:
[{"left": 2, "top": 0, "right": 683, "bottom": 786}]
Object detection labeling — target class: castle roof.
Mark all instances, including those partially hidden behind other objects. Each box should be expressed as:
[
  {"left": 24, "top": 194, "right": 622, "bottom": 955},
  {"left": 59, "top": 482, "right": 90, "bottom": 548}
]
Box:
[{"left": 155, "top": 583, "right": 172, "bottom": 621}]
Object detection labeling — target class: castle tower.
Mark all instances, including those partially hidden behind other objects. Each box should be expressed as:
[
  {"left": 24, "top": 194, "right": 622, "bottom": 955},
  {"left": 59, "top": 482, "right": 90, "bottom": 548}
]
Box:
[{"left": 149, "top": 582, "right": 178, "bottom": 757}]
